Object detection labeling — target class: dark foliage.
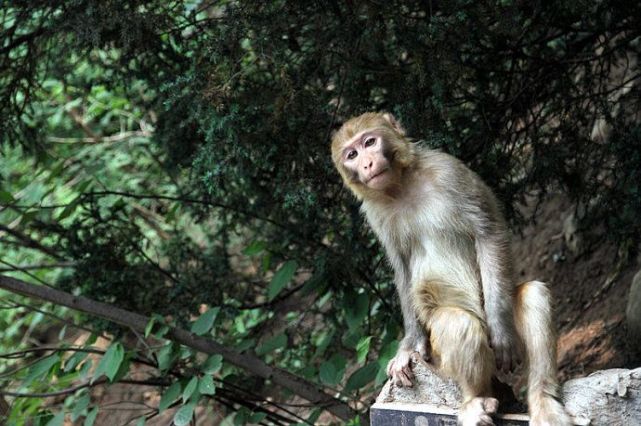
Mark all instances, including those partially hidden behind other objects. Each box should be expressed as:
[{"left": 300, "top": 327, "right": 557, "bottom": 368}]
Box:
[{"left": 2, "top": 0, "right": 641, "bottom": 420}]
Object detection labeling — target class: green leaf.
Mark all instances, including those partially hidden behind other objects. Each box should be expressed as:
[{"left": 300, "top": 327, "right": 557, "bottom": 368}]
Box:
[
  {"left": 198, "top": 375, "right": 216, "bottom": 395},
  {"left": 345, "top": 293, "right": 369, "bottom": 330},
  {"left": 112, "top": 356, "right": 131, "bottom": 383},
  {"left": 58, "top": 326, "right": 68, "bottom": 341},
  {"left": 261, "top": 252, "right": 272, "bottom": 272},
  {"left": 45, "top": 412, "right": 64, "bottom": 426},
  {"left": 235, "top": 338, "right": 255, "bottom": 352},
  {"left": 375, "top": 340, "right": 399, "bottom": 385},
  {"left": 157, "top": 343, "right": 177, "bottom": 371},
  {"left": 356, "top": 336, "right": 373, "bottom": 364},
  {"left": 342, "top": 330, "right": 362, "bottom": 349},
  {"left": 319, "top": 361, "right": 338, "bottom": 386},
  {"left": 249, "top": 412, "right": 267, "bottom": 423},
  {"left": 159, "top": 382, "right": 181, "bottom": 412},
  {"left": 190, "top": 307, "right": 220, "bottom": 336},
  {"left": 306, "top": 409, "right": 322, "bottom": 424},
  {"left": 320, "top": 354, "right": 346, "bottom": 386},
  {"left": 57, "top": 197, "right": 80, "bottom": 221},
  {"left": 267, "top": 260, "right": 298, "bottom": 300},
  {"left": 92, "top": 342, "right": 124, "bottom": 383},
  {"left": 84, "top": 407, "right": 98, "bottom": 426},
  {"left": 23, "top": 354, "right": 60, "bottom": 387},
  {"left": 145, "top": 314, "right": 164, "bottom": 338},
  {"left": 182, "top": 377, "right": 198, "bottom": 403},
  {"left": 0, "top": 190, "right": 15, "bottom": 203},
  {"left": 71, "top": 394, "right": 90, "bottom": 421},
  {"left": 344, "top": 363, "right": 379, "bottom": 392},
  {"left": 79, "top": 359, "right": 93, "bottom": 379},
  {"left": 243, "top": 240, "right": 266, "bottom": 256},
  {"left": 255, "top": 333, "right": 287, "bottom": 356},
  {"left": 135, "top": 417, "right": 145, "bottom": 426},
  {"left": 200, "top": 354, "right": 223, "bottom": 374},
  {"left": 173, "top": 403, "right": 195, "bottom": 426}
]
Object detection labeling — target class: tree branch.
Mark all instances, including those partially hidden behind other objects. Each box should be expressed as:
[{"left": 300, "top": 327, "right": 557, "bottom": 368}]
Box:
[
  {"left": 0, "top": 377, "right": 169, "bottom": 398},
  {"left": 0, "top": 274, "right": 357, "bottom": 422},
  {"left": 0, "top": 224, "right": 65, "bottom": 260}
]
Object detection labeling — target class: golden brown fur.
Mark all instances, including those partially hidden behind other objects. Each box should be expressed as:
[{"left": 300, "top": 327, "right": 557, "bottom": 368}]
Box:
[{"left": 331, "top": 112, "right": 571, "bottom": 426}]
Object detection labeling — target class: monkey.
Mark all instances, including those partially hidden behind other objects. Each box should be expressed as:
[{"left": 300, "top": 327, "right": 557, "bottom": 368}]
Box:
[{"left": 331, "top": 112, "right": 571, "bottom": 426}]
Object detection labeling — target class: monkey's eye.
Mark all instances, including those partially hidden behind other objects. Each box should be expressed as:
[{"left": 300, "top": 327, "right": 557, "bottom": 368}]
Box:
[
  {"left": 346, "top": 150, "right": 358, "bottom": 160},
  {"left": 364, "top": 137, "right": 376, "bottom": 147}
]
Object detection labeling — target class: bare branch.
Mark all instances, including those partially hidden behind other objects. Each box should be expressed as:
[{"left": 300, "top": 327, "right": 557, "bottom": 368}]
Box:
[
  {"left": 0, "top": 224, "right": 64, "bottom": 260},
  {"left": 0, "top": 274, "right": 357, "bottom": 421},
  {"left": 0, "top": 378, "right": 169, "bottom": 398},
  {"left": 0, "top": 262, "right": 74, "bottom": 273}
]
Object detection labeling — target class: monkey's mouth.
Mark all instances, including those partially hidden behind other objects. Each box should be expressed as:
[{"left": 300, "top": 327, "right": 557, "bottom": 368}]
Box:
[{"left": 367, "top": 169, "right": 388, "bottom": 184}]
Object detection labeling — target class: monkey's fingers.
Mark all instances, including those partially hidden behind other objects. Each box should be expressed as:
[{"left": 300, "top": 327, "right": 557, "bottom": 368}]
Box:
[
  {"left": 387, "top": 356, "right": 415, "bottom": 387},
  {"left": 392, "top": 368, "right": 414, "bottom": 387},
  {"left": 482, "top": 397, "right": 499, "bottom": 414},
  {"left": 494, "top": 346, "right": 512, "bottom": 373}
]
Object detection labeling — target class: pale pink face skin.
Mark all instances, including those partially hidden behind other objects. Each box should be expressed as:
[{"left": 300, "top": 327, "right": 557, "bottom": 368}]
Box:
[{"left": 340, "top": 130, "right": 394, "bottom": 191}]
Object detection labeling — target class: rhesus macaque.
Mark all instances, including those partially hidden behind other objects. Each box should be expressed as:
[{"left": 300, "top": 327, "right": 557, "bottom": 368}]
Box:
[{"left": 331, "top": 112, "right": 571, "bottom": 426}]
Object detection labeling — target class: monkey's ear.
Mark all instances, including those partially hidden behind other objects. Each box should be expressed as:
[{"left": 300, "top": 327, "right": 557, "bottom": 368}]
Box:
[{"left": 382, "top": 112, "right": 406, "bottom": 136}]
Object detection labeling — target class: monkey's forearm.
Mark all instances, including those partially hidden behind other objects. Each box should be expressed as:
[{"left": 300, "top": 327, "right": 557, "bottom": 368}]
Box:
[
  {"left": 394, "top": 270, "right": 428, "bottom": 353},
  {"left": 475, "top": 234, "right": 519, "bottom": 370},
  {"left": 475, "top": 234, "right": 515, "bottom": 322}
]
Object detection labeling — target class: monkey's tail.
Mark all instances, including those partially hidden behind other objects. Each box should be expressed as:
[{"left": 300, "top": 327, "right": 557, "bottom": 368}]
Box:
[{"left": 514, "top": 280, "right": 572, "bottom": 426}]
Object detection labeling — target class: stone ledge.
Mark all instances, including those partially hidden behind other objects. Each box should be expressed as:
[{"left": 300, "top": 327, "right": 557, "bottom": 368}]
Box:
[{"left": 371, "top": 355, "right": 641, "bottom": 425}]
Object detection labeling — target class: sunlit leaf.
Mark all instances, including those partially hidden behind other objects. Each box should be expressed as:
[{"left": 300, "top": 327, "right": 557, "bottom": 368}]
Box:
[
  {"left": 198, "top": 375, "right": 216, "bottom": 395},
  {"left": 356, "top": 336, "right": 373, "bottom": 364},
  {"left": 92, "top": 342, "right": 124, "bottom": 383},
  {"left": 190, "top": 307, "right": 220, "bottom": 336},
  {"left": 182, "top": 377, "right": 198, "bottom": 403},
  {"left": 243, "top": 240, "right": 266, "bottom": 256},
  {"left": 173, "top": 403, "right": 195, "bottom": 426}
]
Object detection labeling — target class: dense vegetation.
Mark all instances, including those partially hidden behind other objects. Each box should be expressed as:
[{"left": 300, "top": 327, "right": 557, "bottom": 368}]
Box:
[{"left": 1, "top": 1, "right": 640, "bottom": 424}]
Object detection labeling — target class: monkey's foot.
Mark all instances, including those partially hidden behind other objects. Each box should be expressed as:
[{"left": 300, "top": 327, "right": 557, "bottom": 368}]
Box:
[
  {"left": 386, "top": 349, "right": 415, "bottom": 387},
  {"left": 458, "top": 397, "right": 498, "bottom": 426},
  {"left": 529, "top": 395, "right": 572, "bottom": 426}
]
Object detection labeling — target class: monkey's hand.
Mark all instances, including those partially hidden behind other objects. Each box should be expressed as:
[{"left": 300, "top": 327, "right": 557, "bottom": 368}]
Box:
[
  {"left": 488, "top": 323, "right": 521, "bottom": 373},
  {"left": 386, "top": 348, "right": 415, "bottom": 387}
]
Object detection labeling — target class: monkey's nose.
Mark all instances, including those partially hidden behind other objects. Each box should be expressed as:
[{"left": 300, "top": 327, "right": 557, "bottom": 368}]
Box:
[{"left": 364, "top": 161, "right": 373, "bottom": 170}]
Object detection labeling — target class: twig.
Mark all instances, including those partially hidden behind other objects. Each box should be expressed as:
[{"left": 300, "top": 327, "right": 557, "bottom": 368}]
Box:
[
  {"left": 0, "top": 224, "right": 64, "bottom": 260},
  {"left": 0, "top": 262, "right": 74, "bottom": 272},
  {"left": 47, "top": 130, "right": 151, "bottom": 144},
  {"left": 0, "top": 378, "right": 169, "bottom": 398}
]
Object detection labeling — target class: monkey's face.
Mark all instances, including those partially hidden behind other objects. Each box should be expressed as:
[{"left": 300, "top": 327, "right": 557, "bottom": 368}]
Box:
[
  {"left": 331, "top": 112, "right": 413, "bottom": 199},
  {"left": 339, "top": 130, "right": 396, "bottom": 191}
]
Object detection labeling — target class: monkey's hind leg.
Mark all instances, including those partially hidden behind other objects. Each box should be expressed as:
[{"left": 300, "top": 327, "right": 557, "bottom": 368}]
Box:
[
  {"left": 514, "top": 281, "right": 572, "bottom": 426},
  {"left": 429, "top": 307, "right": 498, "bottom": 426}
]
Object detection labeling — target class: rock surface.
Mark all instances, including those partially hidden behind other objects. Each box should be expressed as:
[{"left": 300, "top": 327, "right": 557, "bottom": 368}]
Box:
[
  {"left": 563, "top": 368, "right": 641, "bottom": 425},
  {"left": 375, "top": 355, "right": 641, "bottom": 425}
]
